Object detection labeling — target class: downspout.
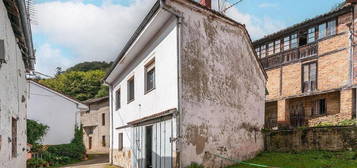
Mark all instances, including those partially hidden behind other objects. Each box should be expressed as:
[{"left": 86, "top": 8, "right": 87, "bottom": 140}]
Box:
[
  {"left": 160, "top": 1, "right": 183, "bottom": 167},
  {"left": 15, "top": 0, "right": 35, "bottom": 69},
  {"left": 108, "top": 84, "right": 114, "bottom": 164}
]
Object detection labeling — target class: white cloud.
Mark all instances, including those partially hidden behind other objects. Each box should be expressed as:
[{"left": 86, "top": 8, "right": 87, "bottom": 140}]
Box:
[
  {"left": 33, "top": 0, "right": 155, "bottom": 75},
  {"left": 33, "top": 0, "right": 284, "bottom": 75},
  {"left": 258, "top": 3, "right": 278, "bottom": 8},
  {"left": 223, "top": 5, "right": 285, "bottom": 40},
  {"left": 35, "top": 43, "right": 72, "bottom": 76}
]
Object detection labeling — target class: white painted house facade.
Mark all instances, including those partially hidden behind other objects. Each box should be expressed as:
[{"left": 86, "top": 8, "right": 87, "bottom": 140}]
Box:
[
  {"left": 0, "top": 0, "right": 35, "bottom": 167},
  {"left": 27, "top": 80, "right": 88, "bottom": 145},
  {"left": 105, "top": 0, "right": 267, "bottom": 168}
]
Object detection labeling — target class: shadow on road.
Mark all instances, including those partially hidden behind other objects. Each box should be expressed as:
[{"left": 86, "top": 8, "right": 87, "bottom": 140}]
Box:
[{"left": 62, "top": 154, "right": 109, "bottom": 167}]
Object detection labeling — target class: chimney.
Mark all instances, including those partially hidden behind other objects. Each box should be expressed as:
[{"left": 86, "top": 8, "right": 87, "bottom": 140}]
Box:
[
  {"left": 347, "top": 0, "right": 357, "bottom": 4},
  {"left": 200, "top": 0, "right": 211, "bottom": 9}
]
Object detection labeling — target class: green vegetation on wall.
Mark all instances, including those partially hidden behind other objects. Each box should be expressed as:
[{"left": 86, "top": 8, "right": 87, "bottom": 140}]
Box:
[{"left": 27, "top": 119, "right": 49, "bottom": 145}]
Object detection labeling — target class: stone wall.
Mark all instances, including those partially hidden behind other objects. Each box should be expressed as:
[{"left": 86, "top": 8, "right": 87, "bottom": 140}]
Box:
[
  {"left": 113, "top": 148, "right": 131, "bottom": 168},
  {"left": 81, "top": 99, "right": 110, "bottom": 154},
  {"left": 0, "top": 1, "right": 28, "bottom": 168},
  {"left": 264, "top": 126, "right": 357, "bottom": 152}
]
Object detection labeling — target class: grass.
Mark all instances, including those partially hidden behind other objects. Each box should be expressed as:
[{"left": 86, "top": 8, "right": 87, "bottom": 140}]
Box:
[{"left": 226, "top": 151, "right": 357, "bottom": 168}]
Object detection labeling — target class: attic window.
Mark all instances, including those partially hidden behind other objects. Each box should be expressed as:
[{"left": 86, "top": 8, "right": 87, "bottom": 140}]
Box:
[{"left": 0, "top": 40, "right": 5, "bottom": 64}]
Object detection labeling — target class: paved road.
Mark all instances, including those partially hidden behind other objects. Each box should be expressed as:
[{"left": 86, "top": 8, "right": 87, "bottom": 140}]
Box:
[{"left": 61, "top": 154, "right": 110, "bottom": 168}]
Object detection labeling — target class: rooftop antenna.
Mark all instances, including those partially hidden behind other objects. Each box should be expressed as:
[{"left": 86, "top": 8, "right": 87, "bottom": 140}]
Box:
[
  {"left": 25, "top": 0, "right": 38, "bottom": 25},
  {"left": 218, "top": 0, "right": 244, "bottom": 13}
]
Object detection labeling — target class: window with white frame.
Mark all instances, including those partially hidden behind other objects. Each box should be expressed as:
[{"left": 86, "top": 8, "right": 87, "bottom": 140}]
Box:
[
  {"left": 327, "top": 20, "right": 336, "bottom": 36},
  {"left": 115, "top": 89, "right": 120, "bottom": 110},
  {"left": 127, "top": 77, "right": 135, "bottom": 103},
  {"left": 308, "top": 27, "right": 316, "bottom": 43},
  {"left": 274, "top": 40, "right": 281, "bottom": 53},
  {"left": 291, "top": 33, "right": 298, "bottom": 49},
  {"left": 145, "top": 60, "right": 155, "bottom": 93},
  {"left": 261, "top": 45, "right": 266, "bottom": 58},
  {"left": 268, "top": 42, "right": 274, "bottom": 56},
  {"left": 283, "top": 36, "right": 290, "bottom": 51}
]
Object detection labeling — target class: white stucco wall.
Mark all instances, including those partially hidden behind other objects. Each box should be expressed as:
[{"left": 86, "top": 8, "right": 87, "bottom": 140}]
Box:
[
  {"left": 27, "top": 81, "right": 86, "bottom": 145},
  {"left": 110, "top": 18, "right": 178, "bottom": 165},
  {"left": 0, "top": 1, "right": 28, "bottom": 167}
]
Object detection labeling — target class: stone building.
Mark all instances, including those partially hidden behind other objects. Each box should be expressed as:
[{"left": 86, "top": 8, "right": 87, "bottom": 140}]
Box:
[
  {"left": 104, "top": 0, "right": 267, "bottom": 167},
  {"left": 253, "top": 1, "right": 357, "bottom": 128},
  {"left": 81, "top": 96, "right": 110, "bottom": 154},
  {"left": 0, "top": 0, "right": 35, "bottom": 167}
]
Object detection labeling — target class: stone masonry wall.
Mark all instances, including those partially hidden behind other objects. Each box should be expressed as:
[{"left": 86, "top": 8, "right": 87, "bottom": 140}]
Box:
[
  {"left": 265, "top": 126, "right": 357, "bottom": 152},
  {"left": 0, "top": 1, "right": 28, "bottom": 168}
]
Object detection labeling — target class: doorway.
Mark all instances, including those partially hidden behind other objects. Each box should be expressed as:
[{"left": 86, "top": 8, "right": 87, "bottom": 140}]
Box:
[
  {"left": 145, "top": 126, "right": 153, "bottom": 168},
  {"left": 89, "top": 137, "right": 92, "bottom": 149}
]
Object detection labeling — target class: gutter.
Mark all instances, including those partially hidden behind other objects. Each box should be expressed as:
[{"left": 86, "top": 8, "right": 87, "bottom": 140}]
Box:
[{"left": 16, "top": 0, "right": 35, "bottom": 70}]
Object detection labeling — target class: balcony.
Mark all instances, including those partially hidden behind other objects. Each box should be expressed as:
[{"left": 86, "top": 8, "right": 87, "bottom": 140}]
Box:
[{"left": 260, "top": 43, "right": 318, "bottom": 69}]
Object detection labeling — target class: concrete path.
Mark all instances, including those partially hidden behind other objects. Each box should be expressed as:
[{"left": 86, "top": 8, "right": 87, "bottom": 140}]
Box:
[{"left": 61, "top": 154, "right": 110, "bottom": 168}]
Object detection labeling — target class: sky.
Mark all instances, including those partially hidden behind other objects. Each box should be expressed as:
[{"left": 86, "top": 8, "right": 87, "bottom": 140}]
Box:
[{"left": 32, "top": 0, "right": 344, "bottom": 76}]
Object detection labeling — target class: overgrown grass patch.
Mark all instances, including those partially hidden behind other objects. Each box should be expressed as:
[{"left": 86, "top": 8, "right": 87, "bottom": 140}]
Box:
[{"left": 226, "top": 151, "right": 357, "bottom": 168}]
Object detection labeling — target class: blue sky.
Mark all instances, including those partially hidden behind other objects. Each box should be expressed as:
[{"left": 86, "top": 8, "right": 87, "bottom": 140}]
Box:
[{"left": 32, "top": 0, "right": 344, "bottom": 76}]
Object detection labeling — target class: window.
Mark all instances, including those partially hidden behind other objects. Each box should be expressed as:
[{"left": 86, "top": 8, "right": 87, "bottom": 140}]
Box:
[
  {"left": 118, "top": 133, "right": 123, "bottom": 150},
  {"left": 255, "top": 48, "right": 261, "bottom": 57},
  {"left": 268, "top": 42, "right": 274, "bottom": 55},
  {"left": 115, "top": 89, "right": 120, "bottom": 110},
  {"left": 327, "top": 20, "right": 336, "bottom": 36},
  {"left": 127, "top": 77, "right": 135, "bottom": 103},
  {"left": 102, "top": 113, "right": 105, "bottom": 126},
  {"left": 89, "top": 137, "right": 92, "bottom": 149},
  {"left": 274, "top": 40, "right": 281, "bottom": 53},
  {"left": 308, "top": 27, "right": 316, "bottom": 43},
  {"left": 312, "top": 99, "right": 326, "bottom": 116},
  {"left": 12, "top": 118, "right": 17, "bottom": 158},
  {"left": 319, "top": 23, "right": 327, "bottom": 39},
  {"left": 291, "top": 34, "right": 298, "bottom": 49},
  {"left": 102, "top": 136, "right": 106, "bottom": 147},
  {"left": 88, "top": 128, "right": 93, "bottom": 134},
  {"left": 302, "top": 62, "right": 317, "bottom": 93},
  {"left": 145, "top": 60, "right": 155, "bottom": 93},
  {"left": 283, "top": 36, "right": 290, "bottom": 51},
  {"left": 261, "top": 45, "right": 266, "bottom": 58}
]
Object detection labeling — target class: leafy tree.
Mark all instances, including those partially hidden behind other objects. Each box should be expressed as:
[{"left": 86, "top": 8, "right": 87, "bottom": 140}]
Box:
[
  {"left": 66, "top": 61, "right": 112, "bottom": 72},
  {"left": 39, "top": 70, "right": 107, "bottom": 101},
  {"left": 27, "top": 119, "right": 49, "bottom": 145}
]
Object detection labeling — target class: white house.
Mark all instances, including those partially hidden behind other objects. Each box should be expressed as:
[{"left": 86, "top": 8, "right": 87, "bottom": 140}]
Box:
[
  {"left": 104, "top": 0, "right": 267, "bottom": 167},
  {"left": 0, "top": 0, "right": 35, "bottom": 167},
  {"left": 27, "top": 80, "right": 88, "bottom": 145}
]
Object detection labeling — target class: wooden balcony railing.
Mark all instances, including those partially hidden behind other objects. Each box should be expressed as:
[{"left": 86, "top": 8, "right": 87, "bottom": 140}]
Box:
[{"left": 260, "top": 43, "right": 318, "bottom": 69}]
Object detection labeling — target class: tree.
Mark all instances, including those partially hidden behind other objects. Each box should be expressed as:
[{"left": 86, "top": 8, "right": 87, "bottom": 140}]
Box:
[
  {"left": 66, "top": 61, "right": 112, "bottom": 72},
  {"left": 27, "top": 120, "right": 49, "bottom": 145},
  {"left": 39, "top": 70, "right": 107, "bottom": 101}
]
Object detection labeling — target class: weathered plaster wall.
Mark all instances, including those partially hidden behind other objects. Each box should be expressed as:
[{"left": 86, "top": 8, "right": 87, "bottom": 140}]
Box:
[
  {"left": 170, "top": 1, "right": 266, "bottom": 167},
  {"left": 0, "top": 1, "right": 27, "bottom": 167},
  {"left": 265, "top": 126, "right": 357, "bottom": 152},
  {"left": 81, "top": 100, "right": 110, "bottom": 154}
]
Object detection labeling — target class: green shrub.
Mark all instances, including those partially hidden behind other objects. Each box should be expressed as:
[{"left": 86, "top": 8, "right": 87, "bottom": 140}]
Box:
[
  {"left": 27, "top": 158, "right": 48, "bottom": 168},
  {"left": 27, "top": 120, "right": 49, "bottom": 145},
  {"left": 47, "top": 126, "right": 86, "bottom": 160},
  {"left": 186, "top": 162, "right": 204, "bottom": 168}
]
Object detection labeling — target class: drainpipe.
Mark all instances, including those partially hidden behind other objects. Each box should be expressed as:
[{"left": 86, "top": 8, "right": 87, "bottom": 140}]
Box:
[
  {"left": 160, "top": 1, "right": 183, "bottom": 167},
  {"left": 108, "top": 84, "right": 114, "bottom": 164},
  {"left": 15, "top": 0, "right": 35, "bottom": 69}
]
